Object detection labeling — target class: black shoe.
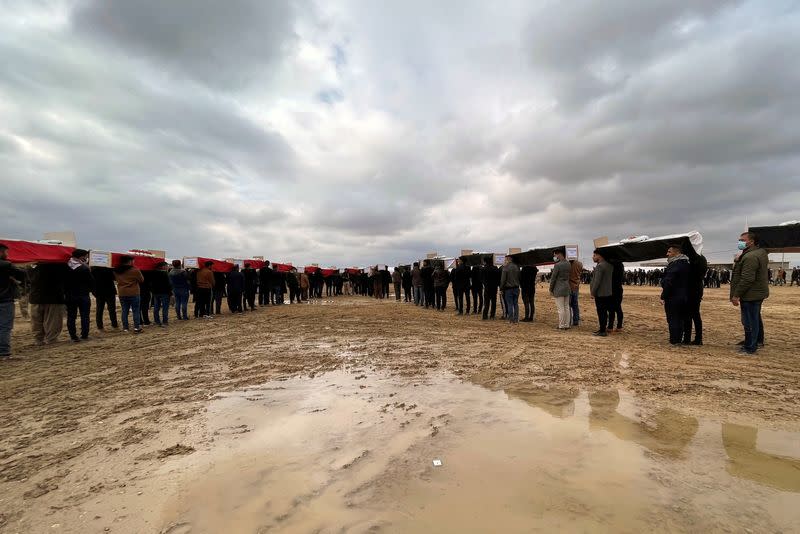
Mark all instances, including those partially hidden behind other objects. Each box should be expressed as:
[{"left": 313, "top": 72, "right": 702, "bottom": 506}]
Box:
[
  {"left": 71, "top": 337, "right": 80, "bottom": 343},
  {"left": 521, "top": 318, "right": 533, "bottom": 322},
  {"left": 737, "top": 347, "right": 757, "bottom": 355},
  {"left": 690, "top": 340, "right": 703, "bottom": 346},
  {"left": 482, "top": 317, "right": 488, "bottom": 321},
  {"left": 592, "top": 331, "right": 607, "bottom": 337}
]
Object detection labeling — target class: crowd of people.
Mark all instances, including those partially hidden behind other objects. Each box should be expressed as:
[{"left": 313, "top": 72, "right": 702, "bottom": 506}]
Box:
[{"left": 0, "top": 230, "right": 781, "bottom": 359}]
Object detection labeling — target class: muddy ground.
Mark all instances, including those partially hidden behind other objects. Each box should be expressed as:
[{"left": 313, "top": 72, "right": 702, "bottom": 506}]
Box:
[{"left": 1, "top": 285, "right": 798, "bottom": 532}]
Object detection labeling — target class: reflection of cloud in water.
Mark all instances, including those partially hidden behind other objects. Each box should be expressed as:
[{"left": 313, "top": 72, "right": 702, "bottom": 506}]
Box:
[
  {"left": 503, "top": 386, "right": 579, "bottom": 419},
  {"left": 588, "top": 391, "right": 698, "bottom": 459},
  {"left": 722, "top": 424, "right": 800, "bottom": 493}
]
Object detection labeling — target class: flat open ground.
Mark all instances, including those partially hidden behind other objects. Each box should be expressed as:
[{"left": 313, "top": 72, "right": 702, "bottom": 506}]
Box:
[{"left": 1, "top": 285, "right": 799, "bottom": 533}]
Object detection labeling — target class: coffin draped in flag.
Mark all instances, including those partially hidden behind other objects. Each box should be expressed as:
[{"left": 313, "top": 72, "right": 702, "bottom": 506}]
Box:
[
  {"left": 273, "top": 262, "right": 293, "bottom": 273},
  {"left": 183, "top": 257, "right": 235, "bottom": 272},
  {"left": 597, "top": 232, "right": 703, "bottom": 263},
  {"left": 0, "top": 239, "right": 75, "bottom": 264},
  {"left": 749, "top": 222, "right": 800, "bottom": 253},
  {"left": 320, "top": 268, "right": 339, "bottom": 277}
]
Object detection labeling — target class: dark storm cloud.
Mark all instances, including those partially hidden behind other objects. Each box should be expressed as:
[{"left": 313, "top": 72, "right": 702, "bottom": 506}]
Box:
[{"left": 71, "top": 0, "right": 296, "bottom": 89}]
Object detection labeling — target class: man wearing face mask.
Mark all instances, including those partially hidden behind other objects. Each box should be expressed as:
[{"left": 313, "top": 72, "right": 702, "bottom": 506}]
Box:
[
  {"left": 660, "top": 244, "right": 691, "bottom": 345},
  {"left": 730, "top": 232, "right": 769, "bottom": 355}
]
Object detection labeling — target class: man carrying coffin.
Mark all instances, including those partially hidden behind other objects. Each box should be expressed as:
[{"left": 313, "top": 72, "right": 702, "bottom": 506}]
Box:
[{"left": 660, "top": 244, "right": 691, "bottom": 345}]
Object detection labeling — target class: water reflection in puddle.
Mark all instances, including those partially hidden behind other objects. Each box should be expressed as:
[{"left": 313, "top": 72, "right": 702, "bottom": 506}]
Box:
[{"left": 159, "top": 372, "right": 800, "bottom": 533}]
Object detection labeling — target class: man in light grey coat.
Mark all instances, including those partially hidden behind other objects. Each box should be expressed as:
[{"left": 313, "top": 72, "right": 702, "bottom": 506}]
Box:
[
  {"left": 549, "top": 249, "right": 572, "bottom": 329},
  {"left": 590, "top": 249, "right": 614, "bottom": 337}
]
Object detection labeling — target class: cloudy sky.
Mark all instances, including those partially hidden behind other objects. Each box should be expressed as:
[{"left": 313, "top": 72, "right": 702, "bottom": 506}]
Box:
[{"left": 2, "top": 0, "right": 798, "bottom": 267}]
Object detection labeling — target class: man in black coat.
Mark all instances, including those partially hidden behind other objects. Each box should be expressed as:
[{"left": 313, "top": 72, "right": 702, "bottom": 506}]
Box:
[
  {"left": 421, "top": 260, "right": 434, "bottom": 309},
  {"left": 29, "top": 261, "right": 69, "bottom": 345},
  {"left": 520, "top": 264, "right": 539, "bottom": 322},
  {"left": 684, "top": 254, "right": 708, "bottom": 345},
  {"left": 660, "top": 244, "right": 691, "bottom": 345},
  {"left": 243, "top": 264, "right": 258, "bottom": 310},
  {"left": 0, "top": 244, "right": 26, "bottom": 358},
  {"left": 226, "top": 265, "right": 245, "bottom": 313},
  {"left": 140, "top": 270, "right": 154, "bottom": 325},
  {"left": 452, "top": 259, "right": 471, "bottom": 315},
  {"left": 607, "top": 260, "right": 624, "bottom": 332},
  {"left": 259, "top": 262, "right": 273, "bottom": 305},
  {"left": 213, "top": 270, "right": 227, "bottom": 315},
  {"left": 91, "top": 266, "right": 118, "bottom": 330},
  {"left": 65, "top": 250, "right": 95, "bottom": 340},
  {"left": 401, "top": 267, "right": 412, "bottom": 302},
  {"left": 470, "top": 264, "right": 483, "bottom": 314},
  {"left": 482, "top": 256, "right": 501, "bottom": 320}
]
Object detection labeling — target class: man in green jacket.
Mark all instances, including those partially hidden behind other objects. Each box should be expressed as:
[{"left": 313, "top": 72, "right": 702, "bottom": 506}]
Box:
[{"left": 730, "top": 231, "right": 769, "bottom": 355}]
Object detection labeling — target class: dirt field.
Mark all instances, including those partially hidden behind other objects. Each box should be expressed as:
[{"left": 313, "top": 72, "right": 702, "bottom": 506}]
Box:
[{"left": 1, "top": 285, "right": 798, "bottom": 532}]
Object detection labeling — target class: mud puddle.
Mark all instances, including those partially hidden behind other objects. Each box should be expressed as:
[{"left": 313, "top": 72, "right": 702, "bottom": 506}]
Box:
[{"left": 159, "top": 372, "right": 800, "bottom": 533}]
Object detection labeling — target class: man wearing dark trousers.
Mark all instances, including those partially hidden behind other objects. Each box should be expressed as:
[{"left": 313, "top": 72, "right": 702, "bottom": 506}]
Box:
[
  {"left": 195, "top": 261, "right": 215, "bottom": 318},
  {"left": 65, "top": 249, "right": 94, "bottom": 342},
  {"left": 91, "top": 265, "right": 118, "bottom": 330},
  {"left": 0, "top": 244, "right": 26, "bottom": 358},
  {"left": 452, "top": 259, "right": 470, "bottom": 315},
  {"left": 590, "top": 249, "right": 613, "bottom": 337},
  {"left": 402, "top": 267, "right": 412, "bottom": 302},
  {"left": 470, "top": 264, "right": 483, "bottom": 314},
  {"left": 151, "top": 261, "right": 173, "bottom": 326},
  {"left": 213, "top": 270, "right": 227, "bottom": 315},
  {"left": 226, "top": 265, "right": 244, "bottom": 313},
  {"left": 259, "top": 262, "right": 273, "bottom": 305},
  {"left": 482, "top": 257, "right": 500, "bottom": 320},
  {"left": 661, "top": 244, "right": 691, "bottom": 345},
  {"left": 684, "top": 254, "right": 708, "bottom": 345},
  {"left": 421, "top": 260, "right": 434, "bottom": 309},
  {"left": 731, "top": 231, "right": 769, "bottom": 355},
  {"left": 243, "top": 263, "right": 258, "bottom": 311},
  {"left": 500, "top": 256, "right": 521, "bottom": 323},
  {"left": 140, "top": 270, "right": 153, "bottom": 326},
  {"left": 520, "top": 264, "right": 538, "bottom": 322}
]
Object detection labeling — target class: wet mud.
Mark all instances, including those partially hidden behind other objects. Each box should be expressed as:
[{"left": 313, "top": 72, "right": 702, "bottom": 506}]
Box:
[{"left": 0, "top": 286, "right": 798, "bottom": 532}]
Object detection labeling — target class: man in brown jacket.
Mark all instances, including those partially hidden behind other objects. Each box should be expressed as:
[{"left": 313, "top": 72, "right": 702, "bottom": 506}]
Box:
[
  {"left": 195, "top": 261, "right": 215, "bottom": 318},
  {"left": 569, "top": 259, "right": 583, "bottom": 326},
  {"left": 113, "top": 255, "right": 145, "bottom": 333}
]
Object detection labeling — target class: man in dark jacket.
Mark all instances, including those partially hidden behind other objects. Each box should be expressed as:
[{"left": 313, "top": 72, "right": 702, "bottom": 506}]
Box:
[
  {"left": 213, "top": 270, "right": 227, "bottom": 315},
  {"left": 151, "top": 262, "right": 173, "bottom": 326},
  {"left": 500, "top": 256, "right": 521, "bottom": 323},
  {"left": 684, "top": 254, "right": 708, "bottom": 345},
  {"left": 401, "top": 267, "right": 412, "bottom": 302},
  {"left": 470, "top": 264, "right": 483, "bottom": 314},
  {"left": 411, "top": 263, "right": 423, "bottom": 305},
  {"left": 392, "top": 268, "right": 403, "bottom": 301},
  {"left": 287, "top": 268, "right": 301, "bottom": 304},
  {"left": 661, "top": 245, "right": 691, "bottom": 345},
  {"left": 168, "top": 260, "right": 191, "bottom": 320},
  {"left": 590, "top": 249, "right": 613, "bottom": 337},
  {"left": 452, "top": 259, "right": 471, "bottom": 315},
  {"left": 65, "top": 249, "right": 94, "bottom": 342},
  {"left": 226, "top": 265, "right": 245, "bottom": 313},
  {"left": 259, "top": 262, "right": 273, "bottom": 305},
  {"left": 272, "top": 268, "right": 286, "bottom": 304},
  {"left": 0, "top": 244, "right": 26, "bottom": 358},
  {"left": 29, "top": 261, "right": 69, "bottom": 345},
  {"left": 91, "top": 266, "right": 118, "bottom": 330},
  {"left": 243, "top": 263, "right": 258, "bottom": 311},
  {"left": 730, "top": 231, "right": 769, "bottom": 355},
  {"left": 520, "top": 264, "right": 539, "bottom": 322},
  {"left": 432, "top": 264, "right": 450, "bottom": 310},
  {"left": 140, "top": 270, "right": 154, "bottom": 326},
  {"left": 607, "top": 260, "right": 624, "bottom": 332},
  {"left": 482, "top": 256, "right": 500, "bottom": 320},
  {"left": 421, "top": 260, "right": 434, "bottom": 309}
]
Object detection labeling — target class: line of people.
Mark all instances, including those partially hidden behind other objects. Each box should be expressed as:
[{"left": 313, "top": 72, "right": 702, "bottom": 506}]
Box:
[{"left": 0, "top": 249, "right": 353, "bottom": 358}]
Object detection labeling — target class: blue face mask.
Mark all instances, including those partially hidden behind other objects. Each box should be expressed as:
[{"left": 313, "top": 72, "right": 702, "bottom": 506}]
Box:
[{"left": 737, "top": 240, "right": 747, "bottom": 250}]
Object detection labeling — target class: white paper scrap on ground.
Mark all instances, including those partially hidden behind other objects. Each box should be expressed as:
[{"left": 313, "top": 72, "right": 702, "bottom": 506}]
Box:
[{"left": 432, "top": 459, "right": 443, "bottom": 467}]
